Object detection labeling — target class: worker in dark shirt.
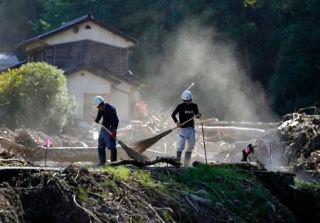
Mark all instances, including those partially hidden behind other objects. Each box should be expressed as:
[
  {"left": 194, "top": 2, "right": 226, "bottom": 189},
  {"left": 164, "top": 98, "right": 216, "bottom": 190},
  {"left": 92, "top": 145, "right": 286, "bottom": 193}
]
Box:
[
  {"left": 171, "top": 90, "right": 201, "bottom": 166},
  {"left": 94, "top": 96, "right": 119, "bottom": 165}
]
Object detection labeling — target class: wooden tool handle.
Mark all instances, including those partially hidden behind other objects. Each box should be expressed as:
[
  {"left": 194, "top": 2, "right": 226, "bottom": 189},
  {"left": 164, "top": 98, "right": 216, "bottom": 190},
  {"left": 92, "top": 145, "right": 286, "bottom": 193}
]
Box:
[
  {"left": 172, "top": 115, "right": 196, "bottom": 130},
  {"left": 91, "top": 115, "right": 117, "bottom": 140}
]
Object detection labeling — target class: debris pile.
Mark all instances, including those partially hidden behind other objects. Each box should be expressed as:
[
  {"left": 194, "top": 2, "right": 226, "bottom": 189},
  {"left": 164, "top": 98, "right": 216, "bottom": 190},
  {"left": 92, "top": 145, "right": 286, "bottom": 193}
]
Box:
[
  {"left": 120, "top": 113, "right": 273, "bottom": 163},
  {"left": 1, "top": 108, "right": 275, "bottom": 165},
  {"left": 0, "top": 164, "right": 297, "bottom": 223},
  {"left": 277, "top": 112, "right": 320, "bottom": 172},
  {"left": 0, "top": 127, "right": 97, "bottom": 163}
]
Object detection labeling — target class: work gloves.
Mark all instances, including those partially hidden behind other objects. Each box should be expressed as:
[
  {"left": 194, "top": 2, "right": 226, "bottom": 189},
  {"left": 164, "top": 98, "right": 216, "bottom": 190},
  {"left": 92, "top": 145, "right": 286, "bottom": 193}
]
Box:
[{"left": 111, "top": 130, "right": 117, "bottom": 139}]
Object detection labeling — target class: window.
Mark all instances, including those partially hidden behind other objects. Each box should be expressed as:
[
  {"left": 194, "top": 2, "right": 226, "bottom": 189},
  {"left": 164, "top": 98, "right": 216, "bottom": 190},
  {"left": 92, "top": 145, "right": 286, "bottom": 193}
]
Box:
[
  {"left": 28, "top": 52, "right": 35, "bottom": 62},
  {"left": 45, "top": 47, "right": 55, "bottom": 65}
]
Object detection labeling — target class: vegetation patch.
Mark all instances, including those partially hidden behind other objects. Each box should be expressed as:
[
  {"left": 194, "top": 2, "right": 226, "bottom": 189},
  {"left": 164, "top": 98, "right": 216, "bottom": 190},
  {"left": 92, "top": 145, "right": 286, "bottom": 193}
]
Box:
[
  {"left": 169, "top": 164, "right": 294, "bottom": 222},
  {"left": 101, "top": 166, "right": 131, "bottom": 181},
  {"left": 294, "top": 178, "right": 320, "bottom": 191}
]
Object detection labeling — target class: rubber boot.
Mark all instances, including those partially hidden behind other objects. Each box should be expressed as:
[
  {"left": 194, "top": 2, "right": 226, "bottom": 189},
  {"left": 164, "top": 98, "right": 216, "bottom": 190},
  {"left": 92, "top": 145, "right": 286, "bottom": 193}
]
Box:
[
  {"left": 110, "top": 149, "right": 117, "bottom": 162},
  {"left": 184, "top": 152, "right": 192, "bottom": 166},
  {"left": 176, "top": 151, "right": 182, "bottom": 162},
  {"left": 241, "top": 150, "right": 248, "bottom": 162},
  {"left": 98, "top": 147, "right": 106, "bottom": 166}
]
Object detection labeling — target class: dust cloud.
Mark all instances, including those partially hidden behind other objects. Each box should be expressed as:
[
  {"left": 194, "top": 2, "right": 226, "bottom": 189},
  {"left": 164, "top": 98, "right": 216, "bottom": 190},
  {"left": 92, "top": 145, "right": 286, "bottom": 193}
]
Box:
[{"left": 142, "top": 19, "right": 277, "bottom": 122}]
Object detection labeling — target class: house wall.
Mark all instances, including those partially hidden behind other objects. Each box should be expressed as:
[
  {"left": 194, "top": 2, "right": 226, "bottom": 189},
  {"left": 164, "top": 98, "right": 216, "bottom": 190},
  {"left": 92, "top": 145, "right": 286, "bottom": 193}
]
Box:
[
  {"left": 67, "top": 70, "right": 111, "bottom": 120},
  {"left": 40, "top": 40, "right": 129, "bottom": 75},
  {"left": 21, "top": 19, "right": 142, "bottom": 123},
  {"left": 66, "top": 70, "right": 139, "bottom": 122},
  {"left": 111, "top": 88, "right": 129, "bottom": 126},
  {"left": 26, "top": 21, "right": 134, "bottom": 52}
]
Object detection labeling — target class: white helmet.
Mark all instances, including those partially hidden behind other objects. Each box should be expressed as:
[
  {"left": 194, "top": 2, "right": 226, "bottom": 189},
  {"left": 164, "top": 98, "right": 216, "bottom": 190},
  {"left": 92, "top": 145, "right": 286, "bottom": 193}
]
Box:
[
  {"left": 181, "top": 90, "right": 192, "bottom": 101},
  {"left": 94, "top": 96, "right": 105, "bottom": 107}
]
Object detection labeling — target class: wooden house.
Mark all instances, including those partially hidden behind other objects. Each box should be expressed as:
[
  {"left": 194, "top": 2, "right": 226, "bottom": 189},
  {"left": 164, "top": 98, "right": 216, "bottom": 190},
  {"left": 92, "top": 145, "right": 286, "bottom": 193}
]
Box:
[{"left": 16, "top": 14, "right": 143, "bottom": 124}]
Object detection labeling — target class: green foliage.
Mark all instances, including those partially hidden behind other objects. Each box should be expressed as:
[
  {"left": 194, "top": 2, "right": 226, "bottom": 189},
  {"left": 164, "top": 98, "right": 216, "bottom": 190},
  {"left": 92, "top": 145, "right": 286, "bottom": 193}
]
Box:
[
  {"left": 134, "top": 170, "right": 157, "bottom": 188},
  {"left": 0, "top": 62, "right": 75, "bottom": 133},
  {"left": 102, "top": 166, "right": 161, "bottom": 188},
  {"left": 244, "top": 0, "right": 257, "bottom": 7},
  {"left": 174, "top": 164, "right": 278, "bottom": 221},
  {"left": 160, "top": 209, "right": 174, "bottom": 222},
  {"left": 33, "top": 0, "right": 124, "bottom": 33},
  {"left": 101, "top": 166, "right": 131, "bottom": 181},
  {"left": 131, "top": 216, "right": 144, "bottom": 223},
  {"left": 87, "top": 165, "right": 291, "bottom": 221},
  {"left": 294, "top": 178, "right": 320, "bottom": 191},
  {"left": 78, "top": 186, "right": 89, "bottom": 202},
  {"left": 269, "top": 1, "right": 320, "bottom": 114},
  {"left": 0, "top": 0, "right": 41, "bottom": 50}
]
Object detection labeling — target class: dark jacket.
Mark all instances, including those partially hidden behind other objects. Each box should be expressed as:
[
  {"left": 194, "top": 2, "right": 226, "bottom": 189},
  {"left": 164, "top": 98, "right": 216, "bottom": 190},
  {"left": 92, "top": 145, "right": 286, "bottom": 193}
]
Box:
[{"left": 95, "top": 103, "right": 119, "bottom": 132}]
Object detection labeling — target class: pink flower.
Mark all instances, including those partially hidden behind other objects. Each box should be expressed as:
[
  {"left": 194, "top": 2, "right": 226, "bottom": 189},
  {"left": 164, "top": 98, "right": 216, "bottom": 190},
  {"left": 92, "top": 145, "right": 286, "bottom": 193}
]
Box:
[{"left": 44, "top": 138, "right": 53, "bottom": 147}]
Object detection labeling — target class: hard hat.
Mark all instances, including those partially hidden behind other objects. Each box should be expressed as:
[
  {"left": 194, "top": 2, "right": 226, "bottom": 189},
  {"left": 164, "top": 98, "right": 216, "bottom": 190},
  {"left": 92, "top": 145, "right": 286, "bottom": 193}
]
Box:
[
  {"left": 181, "top": 90, "right": 192, "bottom": 101},
  {"left": 94, "top": 96, "right": 105, "bottom": 107}
]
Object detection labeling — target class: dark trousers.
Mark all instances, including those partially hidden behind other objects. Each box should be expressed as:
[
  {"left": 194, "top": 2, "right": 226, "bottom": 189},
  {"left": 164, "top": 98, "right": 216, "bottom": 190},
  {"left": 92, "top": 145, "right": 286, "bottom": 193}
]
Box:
[
  {"left": 241, "top": 150, "right": 250, "bottom": 162},
  {"left": 98, "top": 129, "right": 117, "bottom": 164}
]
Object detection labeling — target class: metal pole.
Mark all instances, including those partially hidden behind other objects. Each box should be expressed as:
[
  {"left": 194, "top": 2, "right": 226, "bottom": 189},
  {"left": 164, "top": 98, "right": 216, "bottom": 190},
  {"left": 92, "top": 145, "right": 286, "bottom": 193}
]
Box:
[
  {"left": 269, "top": 145, "right": 272, "bottom": 168},
  {"left": 201, "top": 123, "right": 208, "bottom": 164},
  {"left": 44, "top": 146, "right": 48, "bottom": 166}
]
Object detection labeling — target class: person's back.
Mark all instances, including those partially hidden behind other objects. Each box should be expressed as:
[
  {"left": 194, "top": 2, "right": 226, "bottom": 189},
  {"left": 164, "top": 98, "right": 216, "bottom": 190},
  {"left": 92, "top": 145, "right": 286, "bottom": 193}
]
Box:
[
  {"left": 171, "top": 90, "right": 201, "bottom": 166},
  {"left": 172, "top": 102, "right": 198, "bottom": 128}
]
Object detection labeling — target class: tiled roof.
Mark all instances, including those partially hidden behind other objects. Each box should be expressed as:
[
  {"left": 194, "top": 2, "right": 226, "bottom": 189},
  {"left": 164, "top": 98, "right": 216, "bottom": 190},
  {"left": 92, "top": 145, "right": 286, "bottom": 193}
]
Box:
[
  {"left": 0, "top": 53, "right": 19, "bottom": 66},
  {"left": 0, "top": 53, "right": 26, "bottom": 73},
  {"left": 17, "top": 14, "right": 137, "bottom": 48}
]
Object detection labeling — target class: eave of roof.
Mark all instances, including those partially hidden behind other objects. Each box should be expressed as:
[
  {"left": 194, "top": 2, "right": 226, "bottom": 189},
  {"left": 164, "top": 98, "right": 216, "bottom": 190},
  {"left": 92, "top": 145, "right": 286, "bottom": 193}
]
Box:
[
  {"left": 64, "top": 63, "right": 144, "bottom": 87},
  {"left": 0, "top": 60, "right": 27, "bottom": 73},
  {"left": 17, "top": 14, "right": 137, "bottom": 48}
]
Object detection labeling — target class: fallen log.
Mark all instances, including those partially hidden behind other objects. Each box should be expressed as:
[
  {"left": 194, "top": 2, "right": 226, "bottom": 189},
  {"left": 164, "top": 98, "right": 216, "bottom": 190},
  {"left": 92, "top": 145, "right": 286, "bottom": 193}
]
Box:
[
  {"left": 106, "top": 157, "right": 181, "bottom": 168},
  {"left": 192, "top": 160, "right": 266, "bottom": 170}
]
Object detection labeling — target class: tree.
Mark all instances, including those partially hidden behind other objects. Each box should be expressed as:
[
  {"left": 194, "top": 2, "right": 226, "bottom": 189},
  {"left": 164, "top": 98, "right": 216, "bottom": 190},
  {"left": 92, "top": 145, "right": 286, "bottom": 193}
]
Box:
[
  {"left": 0, "top": 0, "right": 41, "bottom": 51},
  {"left": 0, "top": 62, "right": 75, "bottom": 133},
  {"left": 269, "top": 0, "right": 320, "bottom": 114}
]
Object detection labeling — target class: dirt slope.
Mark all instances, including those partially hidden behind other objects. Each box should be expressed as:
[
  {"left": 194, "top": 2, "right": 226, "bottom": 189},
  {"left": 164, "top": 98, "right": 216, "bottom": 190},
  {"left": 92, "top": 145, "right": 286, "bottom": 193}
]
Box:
[{"left": 0, "top": 162, "right": 297, "bottom": 223}]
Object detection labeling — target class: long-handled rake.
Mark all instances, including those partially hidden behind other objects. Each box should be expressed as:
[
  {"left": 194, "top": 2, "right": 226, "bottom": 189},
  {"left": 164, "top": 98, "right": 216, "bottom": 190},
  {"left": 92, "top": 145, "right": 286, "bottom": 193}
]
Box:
[
  {"left": 95, "top": 122, "right": 148, "bottom": 161},
  {"left": 131, "top": 116, "right": 196, "bottom": 153}
]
